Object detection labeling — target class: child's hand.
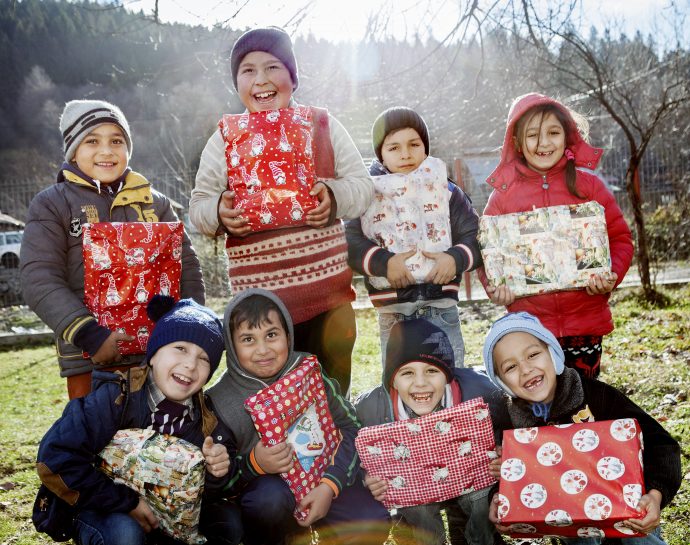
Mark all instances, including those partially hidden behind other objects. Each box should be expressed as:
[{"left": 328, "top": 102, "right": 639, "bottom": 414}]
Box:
[
  {"left": 306, "top": 182, "right": 332, "bottom": 228},
  {"left": 363, "top": 472, "right": 388, "bottom": 502},
  {"left": 218, "top": 190, "right": 251, "bottom": 237},
  {"left": 488, "top": 493, "right": 510, "bottom": 533},
  {"left": 622, "top": 489, "right": 662, "bottom": 534},
  {"left": 422, "top": 251, "right": 456, "bottom": 284},
  {"left": 386, "top": 250, "right": 416, "bottom": 288},
  {"left": 203, "top": 436, "right": 230, "bottom": 478},
  {"left": 488, "top": 445, "right": 502, "bottom": 479},
  {"left": 585, "top": 272, "right": 618, "bottom": 295},
  {"left": 296, "top": 482, "right": 334, "bottom": 527},
  {"left": 253, "top": 441, "right": 294, "bottom": 474},
  {"left": 92, "top": 330, "right": 135, "bottom": 365},
  {"left": 486, "top": 285, "right": 516, "bottom": 306},
  {"left": 129, "top": 497, "right": 158, "bottom": 532}
]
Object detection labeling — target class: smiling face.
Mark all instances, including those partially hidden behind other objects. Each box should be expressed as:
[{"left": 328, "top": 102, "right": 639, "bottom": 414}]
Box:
[
  {"left": 72, "top": 123, "right": 129, "bottom": 183},
  {"left": 236, "top": 51, "right": 294, "bottom": 113},
  {"left": 380, "top": 127, "right": 427, "bottom": 174},
  {"left": 492, "top": 331, "right": 557, "bottom": 403},
  {"left": 392, "top": 361, "right": 447, "bottom": 416},
  {"left": 515, "top": 111, "right": 566, "bottom": 175},
  {"left": 232, "top": 309, "right": 289, "bottom": 379},
  {"left": 150, "top": 341, "right": 211, "bottom": 402}
]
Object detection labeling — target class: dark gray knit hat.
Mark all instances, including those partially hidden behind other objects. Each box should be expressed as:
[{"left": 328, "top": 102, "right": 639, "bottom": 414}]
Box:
[
  {"left": 372, "top": 106, "right": 430, "bottom": 162},
  {"left": 384, "top": 319, "right": 455, "bottom": 388},
  {"left": 146, "top": 296, "right": 224, "bottom": 382},
  {"left": 230, "top": 27, "right": 299, "bottom": 91},
  {"left": 59, "top": 99, "right": 132, "bottom": 162}
]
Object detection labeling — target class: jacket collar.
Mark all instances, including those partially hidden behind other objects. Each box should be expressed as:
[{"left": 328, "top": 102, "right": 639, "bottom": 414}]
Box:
[{"left": 58, "top": 163, "right": 153, "bottom": 207}]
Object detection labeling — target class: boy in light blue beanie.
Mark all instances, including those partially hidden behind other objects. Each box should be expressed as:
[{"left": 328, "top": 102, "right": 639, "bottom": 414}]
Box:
[{"left": 482, "top": 312, "right": 681, "bottom": 544}]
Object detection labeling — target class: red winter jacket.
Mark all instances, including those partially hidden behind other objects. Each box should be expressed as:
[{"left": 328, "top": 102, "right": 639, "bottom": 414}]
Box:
[{"left": 480, "top": 93, "right": 634, "bottom": 337}]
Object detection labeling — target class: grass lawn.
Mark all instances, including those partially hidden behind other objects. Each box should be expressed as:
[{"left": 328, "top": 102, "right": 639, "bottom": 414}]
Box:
[{"left": 1, "top": 284, "right": 688, "bottom": 544}]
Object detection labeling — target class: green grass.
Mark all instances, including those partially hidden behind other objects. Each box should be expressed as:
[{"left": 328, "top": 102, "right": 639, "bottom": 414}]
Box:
[{"left": 1, "top": 285, "right": 689, "bottom": 544}]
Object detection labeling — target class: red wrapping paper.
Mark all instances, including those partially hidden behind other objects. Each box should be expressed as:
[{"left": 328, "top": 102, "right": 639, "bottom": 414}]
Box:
[
  {"left": 498, "top": 419, "right": 645, "bottom": 538},
  {"left": 219, "top": 106, "right": 319, "bottom": 233},
  {"left": 355, "top": 398, "right": 497, "bottom": 509},
  {"left": 82, "top": 222, "right": 182, "bottom": 355},
  {"left": 244, "top": 357, "right": 341, "bottom": 519}
]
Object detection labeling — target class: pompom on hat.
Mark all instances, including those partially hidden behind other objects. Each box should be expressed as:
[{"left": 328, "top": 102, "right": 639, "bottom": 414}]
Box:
[
  {"left": 230, "top": 26, "right": 299, "bottom": 91},
  {"left": 371, "top": 106, "right": 430, "bottom": 162},
  {"left": 59, "top": 99, "right": 132, "bottom": 163},
  {"left": 482, "top": 311, "right": 565, "bottom": 397},
  {"left": 384, "top": 319, "right": 455, "bottom": 388},
  {"left": 146, "top": 296, "right": 224, "bottom": 382}
]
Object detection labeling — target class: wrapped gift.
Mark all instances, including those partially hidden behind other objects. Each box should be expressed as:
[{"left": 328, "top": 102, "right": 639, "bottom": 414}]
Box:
[
  {"left": 497, "top": 419, "right": 645, "bottom": 538},
  {"left": 478, "top": 201, "right": 611, "bottom": 297},
  {"left": 82, "top": 222, "right": 182, "bottom": 355},
  {"left": 360, "top": 156, "right": 452, "bottom": 290},
  {"left": 244, "top": 356, "right": 341, "bottom": 519},
  {"left": 98, "top": 429, "right": 206, "bottom": 544},
  {"left": 355, "top": 398, "right": 497, "bottom": 509},
  {"left": 219, "top": 106, "right": 320, "bottom": 233}
]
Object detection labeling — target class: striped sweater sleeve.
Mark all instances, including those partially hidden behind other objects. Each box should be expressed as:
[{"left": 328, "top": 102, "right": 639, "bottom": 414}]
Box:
[
  {"left": 344, "top": 218, "right": 394, "bottom": 278},
  {"left": 445, "top": 184, "right": 482, "bottom": 273}
]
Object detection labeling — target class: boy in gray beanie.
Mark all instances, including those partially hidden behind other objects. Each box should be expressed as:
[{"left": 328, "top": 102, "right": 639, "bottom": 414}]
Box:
[
  {"left": 33, "top": 295, "right": 241, "bottom": 545},
  {"left": 21, "top": 99, "right": 204, "bottom": 399},
  {"left": 483, "top": 312, "right": 681, "bottom": 543}
]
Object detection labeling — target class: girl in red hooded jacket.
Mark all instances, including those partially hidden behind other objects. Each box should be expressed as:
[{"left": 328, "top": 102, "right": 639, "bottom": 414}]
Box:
[{"left": 480, "top": 93, "right": 634, "bottom": 379}]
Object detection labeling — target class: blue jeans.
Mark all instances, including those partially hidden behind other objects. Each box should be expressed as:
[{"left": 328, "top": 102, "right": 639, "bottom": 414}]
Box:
[
  {"left": 565, "top": 526, "right": 666, "bottom": 545},
  {"left": 240, "top": 475, "right": 390, "bottom": 545},
  {"left": 379, "top": 306, "right": 465, "bottom": 367},
  {"left": 73, "top": 511, "right": 145, "bottom": 545}
]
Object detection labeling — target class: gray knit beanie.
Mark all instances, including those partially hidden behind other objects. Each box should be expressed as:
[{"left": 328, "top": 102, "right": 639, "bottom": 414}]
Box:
[
  {"left": 59, "top": 100, "right": 132, "bottom": 162},
  {"left": 372, "top": 106, "right": 430, "bottom": 162},
  {"left": 230, "top": 27, "right": 299, "bottom": 91}
]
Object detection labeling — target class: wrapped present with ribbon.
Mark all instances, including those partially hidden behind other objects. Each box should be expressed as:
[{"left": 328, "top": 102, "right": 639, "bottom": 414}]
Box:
[
  {"left": 497, "top": 419, "right": 646, "bottom": 538},
  {"left": 219, "top": 106, "right": 322, "bottom": 233},
  {"left": 244, "top": 356, "right": 341, "bottom": 520},
  {"left": 82, "top": 222, "right": 182, "bottom": 355},
  {"left": 479, "top": 201, "right": 611, "bottom": 297},
  {"left": 98, "top": 428, "right": 206, "bottom": 544},
  {"left": 355, "top": 397, "right": 497, "bottom": 509}
]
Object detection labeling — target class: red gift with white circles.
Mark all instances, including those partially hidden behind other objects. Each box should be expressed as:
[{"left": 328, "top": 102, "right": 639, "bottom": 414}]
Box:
[
  {"left": 244, "top": 357, "right": 341, "bottom": 519},
  {"left": 82, "top": 222, "right": 182, "bottom": 356},
  {"left": 219, "top": 106, "right": 320, "bottom": 233},
  {"left": 498, "top": 419, "right": 645, "bottom": 538},
  {"left": 355, "top": 398, "right": 497, "bottom": 509}
]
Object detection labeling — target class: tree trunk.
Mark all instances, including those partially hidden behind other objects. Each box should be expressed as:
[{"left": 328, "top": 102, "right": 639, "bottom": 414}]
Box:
[{"left": 625, "top": 158, "right": 654, "bottom": 300}]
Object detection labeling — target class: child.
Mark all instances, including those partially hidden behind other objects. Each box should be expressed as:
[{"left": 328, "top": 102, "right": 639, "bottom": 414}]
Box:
[
  {"left": 480, "top": 92, "right": 634, "bottom": 379},
  {"left": 345, "top": 107, "right": 481, "bottom": 366},
  {"left": 189, "top": 27, "right": 373, "bottom": 395},
  {"left": 356, "top": 318, "right": 510, "bottom": 545},
  {"left": 205, "top": 288, "right": 390, "bottom": 545},
  {"left": 20, "top": 99, "right": 205, "bottom": 399},
  {"left": 483, "top": 311, "right": 682, "bottom": 544},
  {"left": 33, "top": 296, "right": 241, "bottom": 545}
]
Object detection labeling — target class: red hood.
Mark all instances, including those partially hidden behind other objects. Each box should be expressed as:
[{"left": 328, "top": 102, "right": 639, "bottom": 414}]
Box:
[{"left": 486, "top": 93, "right": 603, "bottom": 192}]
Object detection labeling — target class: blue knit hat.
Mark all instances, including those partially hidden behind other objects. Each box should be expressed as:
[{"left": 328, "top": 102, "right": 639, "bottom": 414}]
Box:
[
  {"left": 384, "top": 319, "right": 455, "bottom": 388},
  {"left": 146, "top": 296, "right": 224, "bottom": 382},
  {"left": 483, "top": 312, "right": 565, "bottom": 397}
]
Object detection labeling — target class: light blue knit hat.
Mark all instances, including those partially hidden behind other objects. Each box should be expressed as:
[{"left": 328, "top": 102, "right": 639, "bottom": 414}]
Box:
[{"left": 483, "top": 312, "right": 565, "bottom": 397}]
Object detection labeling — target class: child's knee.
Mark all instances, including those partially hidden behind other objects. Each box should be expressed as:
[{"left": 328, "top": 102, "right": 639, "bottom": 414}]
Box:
[{"left": 241, "top": 476, "right": 295, "bottom": 521}]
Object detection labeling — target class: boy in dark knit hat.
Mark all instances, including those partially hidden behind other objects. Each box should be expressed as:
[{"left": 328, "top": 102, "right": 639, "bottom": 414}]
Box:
[
  {"left": 189, "top": 26, "right": 373, "bottom": 396},
  {"left": 21, "top": 99, "right": 204, "bottom": 400},
  {"left": 345, "top": 106, "right": 482, "bottom": 368},
  {"left": 355, "top": 318, "right": 510, "bottom": 545},
  {"left": 33, "top": 296, "right": 242, "bottom": 545}
]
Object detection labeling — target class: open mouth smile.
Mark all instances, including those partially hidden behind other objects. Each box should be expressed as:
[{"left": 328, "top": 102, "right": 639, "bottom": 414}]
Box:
[
  {"left": 254, "top": 91, "right": 276, "bottom": 102},
  {"left": 523, "top": 375, "right": 544, "bottom": 391},
  {"left": 410, "top": 392, "right": 434, "bottom": 403},
  {"left": 172, "top": 373, "right": 192, "bottom": 385}
]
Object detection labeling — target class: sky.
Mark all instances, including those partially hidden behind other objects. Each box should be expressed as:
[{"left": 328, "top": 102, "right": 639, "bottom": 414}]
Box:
[{"left": 125, "top": 0, "right": 687, "bottom": 46}]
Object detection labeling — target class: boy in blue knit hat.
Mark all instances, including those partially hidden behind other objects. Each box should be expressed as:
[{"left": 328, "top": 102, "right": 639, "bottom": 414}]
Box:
[
  {"left": 483, "top": 311, "right": 681, "bottom": 544},
  {"left": 33, "top": 296, "right": 241, "bottom": 545}
]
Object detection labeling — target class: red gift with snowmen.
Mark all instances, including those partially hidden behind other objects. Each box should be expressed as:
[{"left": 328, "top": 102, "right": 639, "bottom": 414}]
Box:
[
  {"left": 219, "top": 106, "right": 321, "bottom": 233},
  {"left": 244, "top": 356, "right": 340, "bottom": 519},
  {"left": 82, "top": 222, "right": 183, "bottom": 355},
  {"left": 497, "top": 419, "right": 646, "bottom": 539}
]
